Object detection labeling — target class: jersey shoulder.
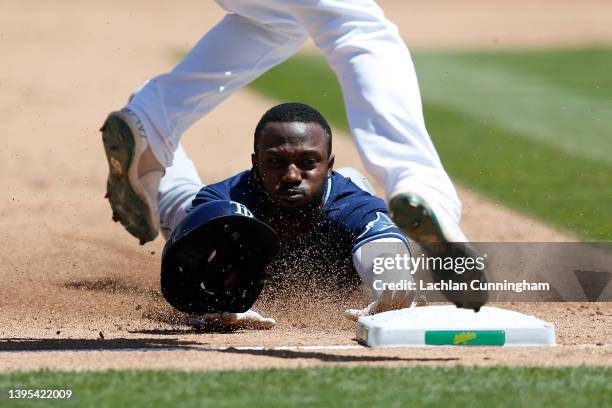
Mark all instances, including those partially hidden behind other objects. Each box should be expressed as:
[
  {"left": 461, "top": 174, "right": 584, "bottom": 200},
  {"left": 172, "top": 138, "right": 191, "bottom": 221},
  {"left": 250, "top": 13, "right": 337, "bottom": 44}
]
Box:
[
  {"left": 323, "top": 172, "right": 409, "bottom": 251},
  {"left": 192, "top": 170, "right": 260, "bottom": 208},
  {"left": 324, "top": 171, "right": 387, "bottom": 215}
]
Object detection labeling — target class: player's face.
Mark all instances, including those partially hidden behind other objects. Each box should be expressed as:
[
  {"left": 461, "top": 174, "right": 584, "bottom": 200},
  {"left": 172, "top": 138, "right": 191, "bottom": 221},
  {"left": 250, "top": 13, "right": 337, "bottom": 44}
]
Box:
[{"left": 253, "top": 121, "right": 334, "bottom": 211}]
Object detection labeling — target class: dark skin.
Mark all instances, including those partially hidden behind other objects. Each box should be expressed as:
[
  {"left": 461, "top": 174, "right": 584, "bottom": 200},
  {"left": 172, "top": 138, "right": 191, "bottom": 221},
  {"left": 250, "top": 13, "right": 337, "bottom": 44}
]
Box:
[
  {"left": 219, "top": 122, "right": 334, "bottom": 288},
  {"left": 252, "top": 121, "right": 334, "bottom": 219}
]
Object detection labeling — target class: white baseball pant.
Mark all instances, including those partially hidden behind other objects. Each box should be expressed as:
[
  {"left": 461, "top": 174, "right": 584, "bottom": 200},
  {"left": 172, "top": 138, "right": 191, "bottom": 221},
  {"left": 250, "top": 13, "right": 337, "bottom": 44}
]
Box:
[{"left": 129, "top": 0, "right": 462, "bottom": 234}]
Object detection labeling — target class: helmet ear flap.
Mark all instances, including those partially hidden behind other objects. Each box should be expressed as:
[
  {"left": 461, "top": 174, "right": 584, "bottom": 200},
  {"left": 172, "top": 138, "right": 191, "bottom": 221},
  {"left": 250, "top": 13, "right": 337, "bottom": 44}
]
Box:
[{"left": 160, "top": 201, "right": 279, "bottom": 314}]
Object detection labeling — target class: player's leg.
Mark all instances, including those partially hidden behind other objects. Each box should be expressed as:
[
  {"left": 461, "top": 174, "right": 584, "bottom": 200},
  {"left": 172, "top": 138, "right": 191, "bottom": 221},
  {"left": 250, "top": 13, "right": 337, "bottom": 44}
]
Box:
[
  {"left": 102, "top": 12, "right": 307, "bottom": 243},
  {"left": 224, "top": 0, "right": 467, "bottom": 241},
  {"left": 282, "top": 1, "right": 464, "bottom": 237},
  {"left": 277, "top": 0, "right": 486, "bottom": 310},
  {"left": 158, "top": 143, "right": 204, "bottom": 240},
  {"left": 101, "top": 108, "right": 165, "bottom": 244},
  {"left": 126, "top": 13, "right": 307, "bottom": 168}
]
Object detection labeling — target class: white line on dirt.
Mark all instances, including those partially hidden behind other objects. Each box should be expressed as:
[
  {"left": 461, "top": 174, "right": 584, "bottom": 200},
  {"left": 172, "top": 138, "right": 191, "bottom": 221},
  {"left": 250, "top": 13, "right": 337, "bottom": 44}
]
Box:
[
  {"left": 0, "top": 344, "right": 366, "bottom": 354},
  {"left": 231, "top": 345, "right": 364, "bottom": 351},
  {"left": 1, "top": 344, "right": 610, "bottom": 354}
]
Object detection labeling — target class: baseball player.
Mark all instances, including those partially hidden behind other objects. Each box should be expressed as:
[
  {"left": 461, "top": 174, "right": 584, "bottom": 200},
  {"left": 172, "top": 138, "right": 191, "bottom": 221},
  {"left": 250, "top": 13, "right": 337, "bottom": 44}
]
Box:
[
  {"left": 101, "top": 0, "right": 487, "bottom": 314},
  {"left": 158, "top": 102, "right": 417, "bottom": 329}
]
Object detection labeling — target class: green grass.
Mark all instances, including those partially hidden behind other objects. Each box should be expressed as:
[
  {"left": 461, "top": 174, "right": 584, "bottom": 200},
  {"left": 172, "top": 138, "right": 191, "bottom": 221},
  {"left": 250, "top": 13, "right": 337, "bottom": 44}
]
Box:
[
  {"left": 248, "top": 50, "right": 612, "bottom": 240},
  {"left": 0, "top": 367, "right": 610, "bottom": 407}
]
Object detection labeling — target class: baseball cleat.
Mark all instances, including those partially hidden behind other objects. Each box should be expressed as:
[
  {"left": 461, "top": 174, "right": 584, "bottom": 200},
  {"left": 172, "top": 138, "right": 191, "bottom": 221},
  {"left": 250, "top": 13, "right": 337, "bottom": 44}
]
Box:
[
  {"left": 389, "top": 193, "right": 488, "bottom": 311},
  {"left": 101, "top": 109, "right": 164, "bottom": 244}
]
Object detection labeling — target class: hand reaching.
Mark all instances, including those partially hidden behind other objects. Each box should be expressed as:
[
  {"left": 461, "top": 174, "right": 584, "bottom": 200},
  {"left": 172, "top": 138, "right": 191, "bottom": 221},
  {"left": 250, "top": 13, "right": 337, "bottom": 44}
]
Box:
[
  {"left": 344, "top": 290, "right": 426, "bottom": 321},
  {"left": 189, "top": 309, "right": 276, "bottom": 330}
]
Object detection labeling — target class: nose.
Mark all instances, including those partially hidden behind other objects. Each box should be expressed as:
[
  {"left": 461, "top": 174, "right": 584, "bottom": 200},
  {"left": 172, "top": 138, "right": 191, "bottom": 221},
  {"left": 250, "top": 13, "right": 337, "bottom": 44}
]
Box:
[{"left": 282, "top": 163, "right": 302, "bottom": 184}]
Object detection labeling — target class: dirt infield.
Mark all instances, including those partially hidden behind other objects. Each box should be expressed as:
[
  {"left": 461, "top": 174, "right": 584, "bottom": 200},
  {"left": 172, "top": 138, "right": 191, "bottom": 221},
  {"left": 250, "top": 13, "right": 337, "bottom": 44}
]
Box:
[
  {"left": 1, "top": 0, "right": 611, "bottom": 372},
  {"left": 378, "top": 0, "right": 612, "bottom": 50}
]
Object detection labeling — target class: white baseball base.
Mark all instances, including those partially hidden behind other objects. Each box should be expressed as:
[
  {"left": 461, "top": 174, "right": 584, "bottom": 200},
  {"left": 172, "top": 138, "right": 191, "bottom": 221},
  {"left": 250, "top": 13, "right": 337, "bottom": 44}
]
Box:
[{"left": 356, "top": 305, "right": 556, "bottom": 347}]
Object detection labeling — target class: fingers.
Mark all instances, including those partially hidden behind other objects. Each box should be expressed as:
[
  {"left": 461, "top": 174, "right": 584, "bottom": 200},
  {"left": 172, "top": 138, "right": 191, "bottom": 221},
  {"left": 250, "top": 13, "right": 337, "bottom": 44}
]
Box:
[
  {"left": 377, "top": 289, "right": 393, "bottom": 305},
  {"left": 344, "top": 308, "right": 367, "bottom": 322},
  {"left": 344, "top": 298, "right": 389, "bottom": 322},
  {"left": 391, "top": 289, "right": 414, "bottom": 309},
  {"left": 234, "top": 310, "right": 276, "bottom": 330},
  {"left": 371, "top": 289, "right": 415, "bottom": 314},
  {"left": 345, "top": 290, "right": 421, "bottom": 321},
  {"left": 412, "top": 294, "right": 428, "bottom": 307},
  {"left": 188, "top": 312, "right": 226, "bottom": 328},
  {"left": 189, "top": 310, "right": 276, "bottom": 330}
]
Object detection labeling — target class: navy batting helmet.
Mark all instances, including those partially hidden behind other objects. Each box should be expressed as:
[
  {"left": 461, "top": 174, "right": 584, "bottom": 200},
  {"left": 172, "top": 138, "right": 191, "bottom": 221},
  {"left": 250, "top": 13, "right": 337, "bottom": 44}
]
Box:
[{"left": 161, "top": 200, "right": 280, "bottom": 314}]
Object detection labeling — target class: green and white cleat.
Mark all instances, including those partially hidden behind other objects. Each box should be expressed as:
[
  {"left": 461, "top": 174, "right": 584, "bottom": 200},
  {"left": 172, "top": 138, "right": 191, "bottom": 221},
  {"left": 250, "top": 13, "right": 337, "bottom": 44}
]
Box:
[
  {"left": 101, "top": 109, "right": 164, "bottom": 244},
  {"left": 389, "top": 193, "right": 489, "bottom": 312}
]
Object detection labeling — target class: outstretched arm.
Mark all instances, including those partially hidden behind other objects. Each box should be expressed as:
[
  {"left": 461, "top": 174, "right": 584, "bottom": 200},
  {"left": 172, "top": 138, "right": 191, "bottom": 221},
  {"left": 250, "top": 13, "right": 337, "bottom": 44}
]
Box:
[{"left": 345, "top": 237, "right": 422, "bottom": 321}]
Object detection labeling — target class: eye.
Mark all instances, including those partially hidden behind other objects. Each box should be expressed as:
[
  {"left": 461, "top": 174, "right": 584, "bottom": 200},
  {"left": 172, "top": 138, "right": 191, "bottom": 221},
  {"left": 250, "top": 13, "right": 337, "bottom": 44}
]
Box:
[
  {"left": 266, "top": 157, "right": 283, "bottom": 168},
  {"left": 301, "top": 159, "right": 318, "bottom": 169}
]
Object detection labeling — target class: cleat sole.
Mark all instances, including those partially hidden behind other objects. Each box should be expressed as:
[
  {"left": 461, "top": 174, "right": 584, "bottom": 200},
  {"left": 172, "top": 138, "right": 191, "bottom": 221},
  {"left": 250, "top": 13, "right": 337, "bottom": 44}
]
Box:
[
  {"left": 102, "top": 112, "right": 158, "bottom": 243},
  {"left": 390, "top": 193, "right": 488, "bottom": 311}
]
